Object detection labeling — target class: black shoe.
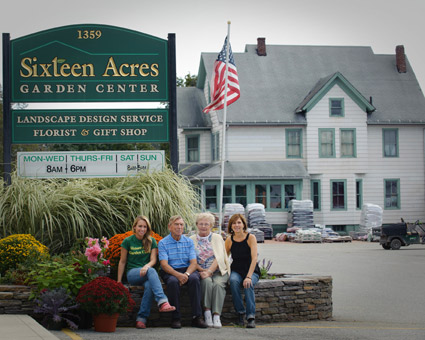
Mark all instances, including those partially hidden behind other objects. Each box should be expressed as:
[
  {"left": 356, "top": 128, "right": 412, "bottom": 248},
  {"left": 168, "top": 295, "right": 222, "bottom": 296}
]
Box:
[
  {"left": 236, "top": 313, "right": 245, "bottom": 326},
  {"left": 171, "top": 319, "right": 181, "bottom": 329},
  {"left": 247, "top": 318, "right": 255, "bottom": 328},
  {"left": 191, "top": 316, "right": 208, "bottom": 328}
]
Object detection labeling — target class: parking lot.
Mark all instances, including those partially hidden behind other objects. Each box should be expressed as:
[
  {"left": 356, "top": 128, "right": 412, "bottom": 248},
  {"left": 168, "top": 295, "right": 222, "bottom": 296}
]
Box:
[
  {"left": 49, "top": 240, "right": 425, "bottom": 340},
  {"left": 257, "top": 240, "right": 425, "bottom": 325}
]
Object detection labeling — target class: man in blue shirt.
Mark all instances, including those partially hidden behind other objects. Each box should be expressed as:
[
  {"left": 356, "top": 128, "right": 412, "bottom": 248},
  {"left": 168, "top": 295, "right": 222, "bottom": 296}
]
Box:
[{"left": 159, "top": 215, "right": 207, "bottom": 329}]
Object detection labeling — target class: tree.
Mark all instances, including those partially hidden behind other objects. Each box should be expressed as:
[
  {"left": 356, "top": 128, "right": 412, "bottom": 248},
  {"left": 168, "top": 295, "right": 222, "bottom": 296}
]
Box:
[{"left": 177, "top": 72, "right": 197, "bottom": 87}]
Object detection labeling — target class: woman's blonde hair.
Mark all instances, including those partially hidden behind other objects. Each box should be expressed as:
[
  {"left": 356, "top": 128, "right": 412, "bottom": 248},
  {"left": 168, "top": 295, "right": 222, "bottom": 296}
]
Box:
[
  {"left": 132, "top": 215, "right": 153, "bottom": 253},
  {"left": 195, "top": 212, "right": 215, "bottom": 227},
  {"left": 227, "top": 213, "right": 248, "bottom": 235}
]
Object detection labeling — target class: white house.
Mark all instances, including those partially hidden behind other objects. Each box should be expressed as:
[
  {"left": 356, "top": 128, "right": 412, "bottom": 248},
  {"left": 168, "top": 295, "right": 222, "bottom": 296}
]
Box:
[{"left": 177, "top": 39, "right": 425, "bottom": 234}]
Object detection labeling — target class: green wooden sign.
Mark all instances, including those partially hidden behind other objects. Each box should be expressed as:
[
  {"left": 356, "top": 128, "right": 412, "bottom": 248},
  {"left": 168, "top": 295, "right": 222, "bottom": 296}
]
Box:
[
  {"left": 11, "top": 24, "right": 168, "bottom": 102},
  {"left": 12, "top": 109, "right": 169, "bottom": 143}
]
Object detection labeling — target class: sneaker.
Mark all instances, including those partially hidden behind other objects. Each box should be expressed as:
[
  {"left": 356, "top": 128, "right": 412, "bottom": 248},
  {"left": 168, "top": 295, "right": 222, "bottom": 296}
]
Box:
[
  {"left": 213, "top": 314, "right": 222, "bottom": 328},
  {"left": 247, "top": 318, "right": 256, "bottom": 328},
  {"left": 204, "top": 310, "right": 213, "bottom": 327},
  {"left": 191, "top": 316, "right": 208, "bottom": 328},
  {"left": 159, "top": 301, "right": 176, "bottom": 312},
  {"left": 136, "top": 321, "right": 146, "bottom": 329},
  {"left": 236, "top": 313, "right": 245, "bottom": 327},
  {"left": 171, "top": 319, "right": 181, "bottom": 329}
]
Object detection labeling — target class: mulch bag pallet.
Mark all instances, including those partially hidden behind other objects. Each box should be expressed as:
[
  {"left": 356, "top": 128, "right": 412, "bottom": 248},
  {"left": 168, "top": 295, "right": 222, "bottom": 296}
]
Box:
[
  {"left": 359, "top": 203, "right": 383, "bottom": 232},
  {"left": 248, "top": 228, "right": 265, "bottom": 243},
  {"left": 293, "top": 229, "right": 322, "bottom": 243},
  {"left": 246, "top": 203, "right": 273, "bottom": 239},
  {"left": 287, "top": 200, "right": 314, "bottom": 229},
  {"left": 222, "top": 203, "right": 245, "bottom": 228},
  {"left": 246, "top": 203, "right": 267, "bottom": 225}
]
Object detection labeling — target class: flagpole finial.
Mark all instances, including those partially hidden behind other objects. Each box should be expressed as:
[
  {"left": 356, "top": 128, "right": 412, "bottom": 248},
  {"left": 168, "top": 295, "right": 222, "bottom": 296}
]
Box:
[{"left": 227, "top": 20, "right": 231, "bottom": 24}]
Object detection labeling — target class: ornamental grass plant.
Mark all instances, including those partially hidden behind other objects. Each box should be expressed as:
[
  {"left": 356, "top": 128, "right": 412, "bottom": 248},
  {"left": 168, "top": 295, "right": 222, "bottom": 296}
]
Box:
[{"left": 0, "top": 168, "right": 199, "bottom": 254}]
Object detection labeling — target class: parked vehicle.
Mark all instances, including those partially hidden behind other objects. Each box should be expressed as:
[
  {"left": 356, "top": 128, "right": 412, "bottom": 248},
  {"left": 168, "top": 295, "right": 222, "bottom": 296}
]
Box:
[
  {"left": 380, "top": 220, "right": 425, "bottom": 250},
  {"left": 367, "top": 227, "right": 381, "bottom": 242}
]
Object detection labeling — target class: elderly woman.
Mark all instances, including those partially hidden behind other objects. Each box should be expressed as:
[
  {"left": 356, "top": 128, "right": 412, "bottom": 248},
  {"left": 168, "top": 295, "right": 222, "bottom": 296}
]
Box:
[
  {"left": 190, "top": 212, "right": 230, "bottom": 328},
  {"left": 224, "top": 213, "right": 260, "bottom": 328}
]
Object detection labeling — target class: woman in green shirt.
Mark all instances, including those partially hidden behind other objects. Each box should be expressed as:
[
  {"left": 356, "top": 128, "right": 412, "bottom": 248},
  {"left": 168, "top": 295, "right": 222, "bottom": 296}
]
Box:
[{"left": 118, "top": 215, "right": 175, "bottom": 329}]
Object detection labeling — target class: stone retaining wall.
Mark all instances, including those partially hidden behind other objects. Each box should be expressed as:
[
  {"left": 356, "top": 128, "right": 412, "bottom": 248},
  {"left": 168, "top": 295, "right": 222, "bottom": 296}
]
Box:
[
  {"left": 0, "top": 285, "right": 33, "bottom": 314},
  {"left": 122, "top": 274, "right": 333, "bottom": 327},
  {"left": 0, "top": 274, "right": 332, "bottom": 327}
]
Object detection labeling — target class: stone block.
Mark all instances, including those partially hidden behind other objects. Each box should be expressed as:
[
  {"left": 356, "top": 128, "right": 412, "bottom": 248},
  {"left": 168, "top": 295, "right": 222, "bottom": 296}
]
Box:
[{"left": 0, "top": 292, "right": 14, "bottom": 299}]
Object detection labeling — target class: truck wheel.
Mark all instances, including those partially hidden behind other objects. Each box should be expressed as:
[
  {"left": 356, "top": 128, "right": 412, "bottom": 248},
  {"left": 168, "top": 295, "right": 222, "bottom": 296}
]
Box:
[
  {"left": 382, "top": 244, "right": 391, "bottom": 250},
  {"left": 390, "top": 238, "right": 402, "bottom": 250}
]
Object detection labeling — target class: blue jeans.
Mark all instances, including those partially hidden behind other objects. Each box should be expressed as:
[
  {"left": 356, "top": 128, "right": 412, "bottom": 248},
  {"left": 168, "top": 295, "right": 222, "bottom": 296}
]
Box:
[
  {"left": 126, "top": 267, "right": 168, "bottom": 322},
  {"left": 229, "top": 271, "right": 259, "bottom": 320}
]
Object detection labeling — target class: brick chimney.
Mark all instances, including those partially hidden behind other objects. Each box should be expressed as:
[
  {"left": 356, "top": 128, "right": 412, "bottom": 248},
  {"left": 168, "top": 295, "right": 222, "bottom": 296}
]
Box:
[
  {"left": 396, "top": 45, "right": 406, "bottom": 73},
  {"left": 257, "top": 37, "right": 266, "bottom": 56}
]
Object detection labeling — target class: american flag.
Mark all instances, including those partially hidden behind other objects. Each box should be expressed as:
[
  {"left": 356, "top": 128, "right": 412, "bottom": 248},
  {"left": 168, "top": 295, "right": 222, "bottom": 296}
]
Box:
[{"left": 203, "top": 37, "right": 240, "bottom": 113}]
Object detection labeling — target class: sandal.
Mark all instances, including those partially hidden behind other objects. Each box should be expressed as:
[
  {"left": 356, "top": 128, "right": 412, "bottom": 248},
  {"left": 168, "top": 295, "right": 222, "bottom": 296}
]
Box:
[{"left": 159, "top": 301, "right": 176, "bottom": 312}]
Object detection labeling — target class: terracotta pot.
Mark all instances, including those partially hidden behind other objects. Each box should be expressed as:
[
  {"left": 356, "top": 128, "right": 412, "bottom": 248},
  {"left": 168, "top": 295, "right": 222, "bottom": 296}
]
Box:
[{"left": 92, "top": 313, "right": 119, "bottom": 332}]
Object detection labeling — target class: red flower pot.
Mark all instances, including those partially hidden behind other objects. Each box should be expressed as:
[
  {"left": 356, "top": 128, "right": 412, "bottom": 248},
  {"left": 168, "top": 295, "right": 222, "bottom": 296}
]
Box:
[{"left": 93, "top": 313, "right": 119, "bottom": 332}]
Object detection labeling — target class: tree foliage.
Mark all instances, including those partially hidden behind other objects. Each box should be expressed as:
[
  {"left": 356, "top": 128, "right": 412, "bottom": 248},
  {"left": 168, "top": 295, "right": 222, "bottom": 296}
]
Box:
[{"left": 177, "top": 72, "right": 198, "bottom": 87}]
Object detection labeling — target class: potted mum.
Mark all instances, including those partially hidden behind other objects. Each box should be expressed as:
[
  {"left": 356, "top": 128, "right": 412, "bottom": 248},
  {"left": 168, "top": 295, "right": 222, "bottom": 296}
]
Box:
[{"left": 76, "top": 276, "right": 135, "bottom": 332}]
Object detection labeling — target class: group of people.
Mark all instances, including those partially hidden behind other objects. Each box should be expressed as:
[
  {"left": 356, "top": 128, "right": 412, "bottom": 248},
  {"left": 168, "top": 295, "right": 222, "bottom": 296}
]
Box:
[{"left": 117, "top": 212, "right": 260, "bottom": 329}]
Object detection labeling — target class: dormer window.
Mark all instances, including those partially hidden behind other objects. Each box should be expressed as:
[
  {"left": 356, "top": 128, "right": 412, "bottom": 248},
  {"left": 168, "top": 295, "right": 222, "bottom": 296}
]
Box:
[
  {"left": 186, "top": 135, "right": 200, "bottom": 162},
  {"left": 329, "top": 98, "right": 344, "bottom": 117}
]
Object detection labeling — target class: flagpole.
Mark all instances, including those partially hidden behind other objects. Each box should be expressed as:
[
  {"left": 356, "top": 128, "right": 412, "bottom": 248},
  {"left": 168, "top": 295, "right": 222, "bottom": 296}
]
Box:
[{"left": 218, "top": 21, "right": 231, "bottom": 235}]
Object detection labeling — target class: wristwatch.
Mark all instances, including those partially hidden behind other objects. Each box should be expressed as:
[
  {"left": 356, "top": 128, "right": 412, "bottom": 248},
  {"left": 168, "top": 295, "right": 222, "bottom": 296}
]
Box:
[{"left": 185, "top": 272, "right": 190, "bottom": 277}]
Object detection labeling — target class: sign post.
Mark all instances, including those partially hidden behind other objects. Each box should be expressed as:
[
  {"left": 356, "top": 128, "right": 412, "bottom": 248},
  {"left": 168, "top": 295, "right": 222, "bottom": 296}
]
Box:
[{"left": 2, "top": 33, "right": 12, "bottom": 185}]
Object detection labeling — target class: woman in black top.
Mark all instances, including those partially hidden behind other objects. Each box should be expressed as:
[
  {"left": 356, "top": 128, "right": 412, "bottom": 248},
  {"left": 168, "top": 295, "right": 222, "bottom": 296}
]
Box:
[{"left": 225, "top": 213, "right": 260, "bottom": 328}]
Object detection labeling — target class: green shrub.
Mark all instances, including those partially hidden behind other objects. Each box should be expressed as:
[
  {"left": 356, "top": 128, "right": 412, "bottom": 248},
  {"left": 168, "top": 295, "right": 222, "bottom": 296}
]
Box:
[
  {"left": 0, "top": 234, "right": 49, "bottom": 276},
  {"left": 28, "top": 255, "right": 90, "bottom": 297}
]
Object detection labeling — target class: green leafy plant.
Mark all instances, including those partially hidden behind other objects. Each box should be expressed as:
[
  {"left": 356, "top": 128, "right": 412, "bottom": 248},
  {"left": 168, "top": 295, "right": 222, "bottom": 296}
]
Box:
[
  {"left": 0, "top": 234, "right": 49, "bottom": 276},
  {"left": 1, "top": 260, "right": 38, "bottom": 285},
  {"left": 28, "top": 255, "right": 91, "bottom": 297},
  {"left": 76, "top": 276, "right": 135, "bottom": 315}
]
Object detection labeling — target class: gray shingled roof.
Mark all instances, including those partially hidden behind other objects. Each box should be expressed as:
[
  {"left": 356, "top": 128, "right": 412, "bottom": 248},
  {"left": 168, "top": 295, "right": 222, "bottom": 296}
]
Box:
[
  {"left": 177, "top": 87, "right": 210, "bottom": 129},
  {"left": 179, "top": 161, "right": 309, "bottom": 180},
  {"left": 191, "top": 44, "right": 425, "bottom": 125}
]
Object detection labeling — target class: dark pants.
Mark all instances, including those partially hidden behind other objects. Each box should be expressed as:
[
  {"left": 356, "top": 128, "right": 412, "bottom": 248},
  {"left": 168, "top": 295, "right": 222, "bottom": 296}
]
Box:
[{"left": 160, "top": 267, "right": 202, "bottom": 320}]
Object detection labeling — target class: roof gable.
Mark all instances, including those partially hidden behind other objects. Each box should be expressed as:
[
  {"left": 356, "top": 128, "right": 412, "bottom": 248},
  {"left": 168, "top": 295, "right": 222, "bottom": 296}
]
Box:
[
  {"left": 185, "top": 44, "right": 425, "bottom": 126},
  {"left": 295, "top": 72, "right": 376, "bottom": 114}
]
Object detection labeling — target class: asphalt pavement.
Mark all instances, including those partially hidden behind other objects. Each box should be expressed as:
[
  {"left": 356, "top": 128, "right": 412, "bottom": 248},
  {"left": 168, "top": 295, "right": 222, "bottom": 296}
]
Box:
[{"left": 4, "top": 240, "right": 425, "bottom": 340}]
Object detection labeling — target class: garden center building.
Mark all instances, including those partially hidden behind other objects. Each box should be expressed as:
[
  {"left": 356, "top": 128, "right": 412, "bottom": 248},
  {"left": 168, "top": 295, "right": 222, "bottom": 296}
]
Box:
[{"left": 177, "top": 38, "right": 425, "bottom": 233}]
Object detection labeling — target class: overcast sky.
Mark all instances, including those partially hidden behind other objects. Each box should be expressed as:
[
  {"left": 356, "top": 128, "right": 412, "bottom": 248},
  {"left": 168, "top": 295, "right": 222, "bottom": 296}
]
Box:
[{"left": 1, "top": 0, "right": 425, "bottom": 91}]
